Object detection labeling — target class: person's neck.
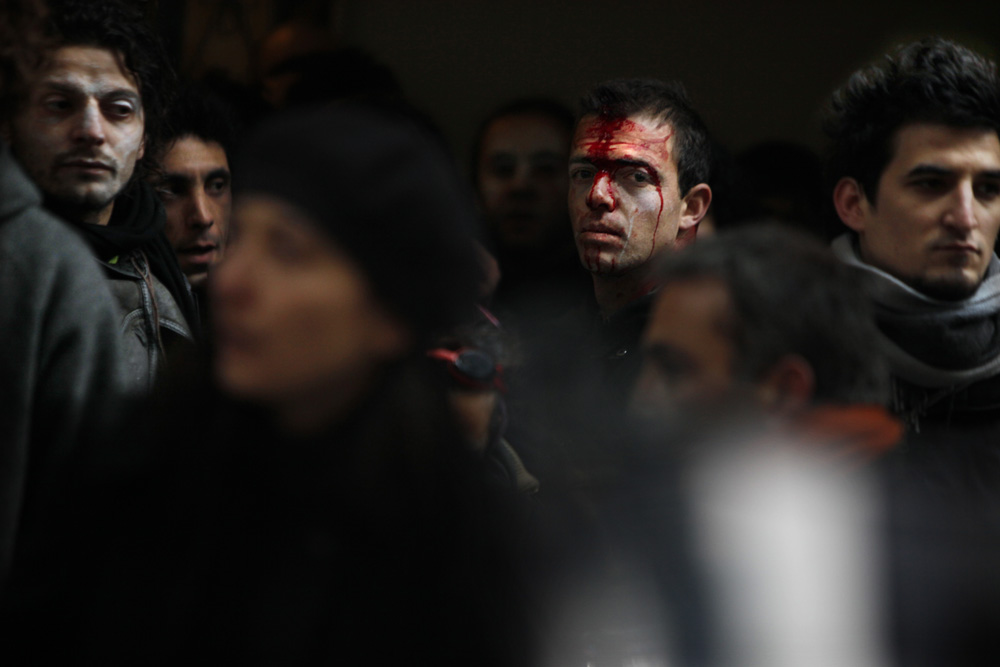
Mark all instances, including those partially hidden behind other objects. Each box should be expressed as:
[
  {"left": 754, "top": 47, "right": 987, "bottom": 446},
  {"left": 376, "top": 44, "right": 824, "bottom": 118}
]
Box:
[{"left": 591, "top": 266, "right": 656, "bottom": 320}]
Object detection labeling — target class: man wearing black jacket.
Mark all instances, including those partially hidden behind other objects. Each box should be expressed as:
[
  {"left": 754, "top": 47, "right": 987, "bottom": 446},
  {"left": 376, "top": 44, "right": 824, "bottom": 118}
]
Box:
[{"left": 2, "top": 0, "right": 199, "bottom": 392}]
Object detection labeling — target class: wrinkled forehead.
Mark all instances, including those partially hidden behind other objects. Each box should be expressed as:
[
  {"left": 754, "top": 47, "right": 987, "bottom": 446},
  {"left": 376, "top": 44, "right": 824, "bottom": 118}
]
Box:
[
  {"left": 36, "top": 44, "right": 141, "bottom": 99},
  {"left": 572, "top": 113, "right": 675, "bottom": 161}
]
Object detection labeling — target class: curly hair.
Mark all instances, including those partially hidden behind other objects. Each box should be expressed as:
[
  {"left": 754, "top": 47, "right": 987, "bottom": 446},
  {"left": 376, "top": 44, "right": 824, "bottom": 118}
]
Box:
[
  {"left": 823, "top": 37, "right": 1000, "bottom": 204},
  {"left": 42, "top": 0, "right": 177, "bottom": 178},
  {"left": 579, "top": 78, "right": 713, "bottom": 197}
]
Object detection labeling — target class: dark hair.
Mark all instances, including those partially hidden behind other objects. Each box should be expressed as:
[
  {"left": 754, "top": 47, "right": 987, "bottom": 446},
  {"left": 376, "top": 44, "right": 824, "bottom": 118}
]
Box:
[
  {"left": 823, "top": 37, "right": 1000, "bottom": 204},
  {"left": 654, "top": 223, "right": 890, "bottom": 405},
  {"left": 579, "top": 78, "right": 712, "bottom": 197},
  {"left": 162, "top": 83, "right": 239, "bottom": 160},
  {"left": 470, "top": 97, "right": 575, "bottom": 184},
  {"left": 43, "top": 0, "right": 177, "bottom": 178},
  {"left": 0, "top": 0, "right": 48, "bottom": 120},
  {"left": 236, "top": 103, "right": 484, "bottom": 346}
]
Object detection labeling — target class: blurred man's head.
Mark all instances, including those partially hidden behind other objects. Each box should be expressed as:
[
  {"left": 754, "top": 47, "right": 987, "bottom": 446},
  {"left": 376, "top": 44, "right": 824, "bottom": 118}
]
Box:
[
  {"left": 631, "top": 224, "right": 889, "bottom": 422},
  {"left": 473, "top": 98, "right": 574, "bottom": 257},
  {"left": 825, "top": 38, "right": 1000, "bottom": 301}
]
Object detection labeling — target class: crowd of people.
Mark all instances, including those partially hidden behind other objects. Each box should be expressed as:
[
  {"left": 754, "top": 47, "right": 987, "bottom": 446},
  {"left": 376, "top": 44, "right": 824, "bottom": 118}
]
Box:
[{"left": 2, "top": 0, "right": 1000, "bottom": 664}]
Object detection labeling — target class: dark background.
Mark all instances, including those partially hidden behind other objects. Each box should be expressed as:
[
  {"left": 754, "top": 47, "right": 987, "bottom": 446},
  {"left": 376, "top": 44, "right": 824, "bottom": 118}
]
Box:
[{"left": 156, "top": 0, "right": 1000, "bottom": 164}]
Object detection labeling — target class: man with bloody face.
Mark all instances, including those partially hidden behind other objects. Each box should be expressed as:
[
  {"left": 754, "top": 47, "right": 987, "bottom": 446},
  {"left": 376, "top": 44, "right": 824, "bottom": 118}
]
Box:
[
  {"left": 565, "top": 79, "right": 712, "bottom": 403},
  {"left": 569, "top": 79, "right": 712, "bottom": 319}
]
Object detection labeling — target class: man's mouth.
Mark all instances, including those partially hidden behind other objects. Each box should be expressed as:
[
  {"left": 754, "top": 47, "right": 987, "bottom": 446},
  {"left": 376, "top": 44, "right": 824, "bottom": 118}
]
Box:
[
  {"left": 178, "top": 243, "right": 219, "bottom": 264},
  {"left": 933, "top": 241, "right": 979, "bottom": 254},
  {"left": 578, "top": 222, "right": 624, "bottom": 244},
  {"left": 60, "top": 157, "right": 113, "bottom": 171}
]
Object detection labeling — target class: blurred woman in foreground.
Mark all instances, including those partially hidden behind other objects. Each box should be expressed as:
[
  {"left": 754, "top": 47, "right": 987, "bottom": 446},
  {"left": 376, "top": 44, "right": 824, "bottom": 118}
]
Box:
[{"left": 3, "top": 105, "right": 533, "bottom": 665}]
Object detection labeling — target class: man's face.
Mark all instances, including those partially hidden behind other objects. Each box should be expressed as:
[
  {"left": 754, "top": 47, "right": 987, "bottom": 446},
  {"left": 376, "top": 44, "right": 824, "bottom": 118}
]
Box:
[
  {"left": 159, "top": 136, "right": 232, "bottom": 287},
  {"left": 847, "top": 123, "right": 1000, "bottom": 300},
  {"left": 630, "top": 277, "right": 737, "bottom": 419},
  {"left": 568, "top": 113, "right": 694, "bottom": 276},
  {"left": 477, "top": 113, "right": 570, "bottom": 253},
  {"left": 5, "top": 45, "right": 145, "bottom": 225}
]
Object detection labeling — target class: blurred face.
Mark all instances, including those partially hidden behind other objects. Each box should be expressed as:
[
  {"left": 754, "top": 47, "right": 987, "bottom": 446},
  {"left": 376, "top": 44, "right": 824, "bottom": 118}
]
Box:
[
  {"left": 569, "top": 113, "right": 696, "bottom": 275},
  {"left": 849, "top": 123, "right": 1000, "bottom": 300},
  {"left": 212, "top": 195, "right": 410, "bottom": 430},
  {"left": 159, "top": 136, "right": 232, "bottom": 287},
  {"left": 477, "top": 113, "right": 570, "bottom": 252},
  {"left": 5, "top": 45, "right": 145, "bottom": 225},
  {"left": 631, "top": 277, "right": 737, "bottom": 419}
]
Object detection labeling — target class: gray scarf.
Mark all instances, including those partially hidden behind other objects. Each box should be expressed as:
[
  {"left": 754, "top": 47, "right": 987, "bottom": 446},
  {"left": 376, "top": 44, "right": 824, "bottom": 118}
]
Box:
[{"left": 831, "top": 234, "right": 1000, "bottom": 389}]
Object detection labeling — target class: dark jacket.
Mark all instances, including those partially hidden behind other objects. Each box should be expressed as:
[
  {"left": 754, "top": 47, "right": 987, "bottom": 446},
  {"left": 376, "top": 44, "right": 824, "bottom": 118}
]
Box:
[
  {"left": 1, "top": 358, "right": 535, "bottom": 666},
  {"left": 0, "top": 142, "right": 128, "bottom": 589}
]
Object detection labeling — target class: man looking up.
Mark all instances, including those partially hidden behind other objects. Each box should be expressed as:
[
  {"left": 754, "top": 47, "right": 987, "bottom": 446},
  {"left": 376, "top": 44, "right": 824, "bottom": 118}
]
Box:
[
  {"left": 157, "top": 85, "right": 234, "bottom": 294},
  {"left": 824, "top": 37, "right": 1000, "bottom": 438},
  {"left": 2, "top": 0, "right": 198, "bottom": 392}
]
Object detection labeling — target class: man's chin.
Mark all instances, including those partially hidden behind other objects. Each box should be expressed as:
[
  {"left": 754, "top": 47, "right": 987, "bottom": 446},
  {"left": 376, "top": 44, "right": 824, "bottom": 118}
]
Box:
[{"left": 907, "top": 272, "right": 982, "bottom": 301}]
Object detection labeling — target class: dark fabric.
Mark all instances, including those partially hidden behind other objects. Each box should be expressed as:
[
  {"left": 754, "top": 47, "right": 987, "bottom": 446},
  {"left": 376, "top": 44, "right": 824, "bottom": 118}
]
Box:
[
  {"left": 0, "top": 142, "right": 128, "bottom": 592},
  {"left": 0, "top": 358, "right": 536, "bottom": 665},
  {"left": 876, "top": 259, "right": 1000, "bottom": 370},
  {"left": 70, "top": 180, "right": 200, "bottom": 339}
]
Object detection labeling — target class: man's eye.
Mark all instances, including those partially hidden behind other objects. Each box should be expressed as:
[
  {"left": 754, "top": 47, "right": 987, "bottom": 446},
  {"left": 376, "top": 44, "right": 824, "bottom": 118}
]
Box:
[
  {"left": 630, "top": 170, "right": 652, "bottom": 184},
  {"left": 105, "top": 101, "right": 135, "bottom": 119},
  {"left": 570, "top": 168, "right": 594, "bottom": 182},
  {"left": 912, "top": 178, "right": 946, "bottom": 192},
  {"left": 974, "top": 181, "right": 1000, "bottom": 200},
  {"left": 206, "top": 178, "right": 230, "bottom": 195},
  {"left": 43, "top": 97, "right": 71, "bottom": 113}
]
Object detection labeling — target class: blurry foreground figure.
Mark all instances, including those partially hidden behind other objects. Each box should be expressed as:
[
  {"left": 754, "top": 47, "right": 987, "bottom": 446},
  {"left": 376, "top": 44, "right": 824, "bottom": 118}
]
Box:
[
  {"left": 631, "top": 223, "right": 902, "bottom": 459},
  {"left": 1, "top": 105, "right": 533, "bottom": 665}
]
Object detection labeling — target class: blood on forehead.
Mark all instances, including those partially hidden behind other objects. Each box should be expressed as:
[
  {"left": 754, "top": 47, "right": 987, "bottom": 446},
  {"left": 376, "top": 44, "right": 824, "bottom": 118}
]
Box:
[{"left": 575, "top": 114, "right": 674, "bottom": 163}]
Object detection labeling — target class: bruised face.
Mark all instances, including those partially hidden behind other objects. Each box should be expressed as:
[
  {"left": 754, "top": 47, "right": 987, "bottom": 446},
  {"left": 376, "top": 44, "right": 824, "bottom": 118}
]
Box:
[
  {"left": 159, "top": 136, "right": 232, "bottom": 287},
  {"left": 5, "top": 45, "right": 145, "bottom": 225},
  {"left": 568, "top": 113, "right": 701, "bottom": 276},
  {"left": 477, "top": 113, "right": 570, "bottom": 252},
  {"left": 212, "top": 195, "right": 410, "bottom": 432},
  {"left": 844, "top": 123, "right": 1000, "bottom": 300}
]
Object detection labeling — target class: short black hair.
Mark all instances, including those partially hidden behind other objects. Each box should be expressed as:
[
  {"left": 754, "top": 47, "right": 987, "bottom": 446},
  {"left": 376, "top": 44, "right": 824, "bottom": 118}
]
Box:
[
  {"left": 162, "top": 83, "right": 239, "bottom": 160},
  {"left": 43, "top": 0, "right": 177, "bottom": 178},
  {"left": 654, "top": 223, "right": 890, "bottom": 405},
  {"left": 470, "top": 97, "right": 575, "bottom": 184},
  {"left": 823, "top": 37, "right": 1000, "bottom": 204},
  {"left": 578, "top": 78, "right": 712, "bottom": 197}
]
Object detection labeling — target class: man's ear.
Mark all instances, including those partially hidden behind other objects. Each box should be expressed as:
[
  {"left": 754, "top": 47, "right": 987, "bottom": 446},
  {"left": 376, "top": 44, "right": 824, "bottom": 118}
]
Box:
[
  {"left": 676, "top": 183, "right": 712, "bottom": 248},
  {"left": 755, "top": 354, "right": 815, "bottom": 417},
  {"left": 832, "top": 177, "right": 869, "bottom": 233},
  {"left": 137, "top": 133, "right": 146, "bottom": 162}
]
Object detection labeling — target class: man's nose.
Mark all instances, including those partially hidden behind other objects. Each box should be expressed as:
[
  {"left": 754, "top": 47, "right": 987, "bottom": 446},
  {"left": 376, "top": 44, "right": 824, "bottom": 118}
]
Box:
[
  {"left": 943, "top": 182, "right": 978, "bottom": 232},
  {"left": 586, "top": 171, "right": 616, "bottom": 211},
  {"left": 72, "top": 101, "right": 106, "bottom": 145},
  {"left": 188, "top": 190, "right": 214, "bottom": 228}
]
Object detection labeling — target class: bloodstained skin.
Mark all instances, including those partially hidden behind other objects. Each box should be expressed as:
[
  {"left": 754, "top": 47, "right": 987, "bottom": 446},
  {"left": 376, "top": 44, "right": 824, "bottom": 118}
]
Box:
[{"left": 576, "top": 114, "right": 670, "bottom": 272}]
